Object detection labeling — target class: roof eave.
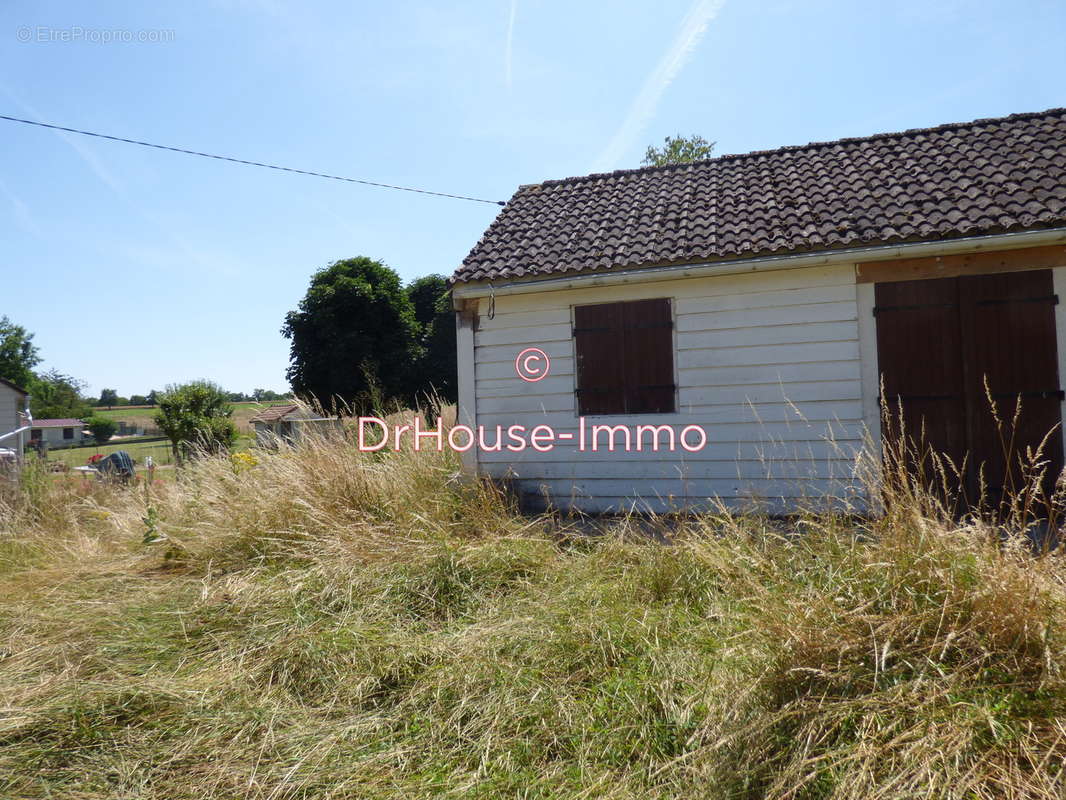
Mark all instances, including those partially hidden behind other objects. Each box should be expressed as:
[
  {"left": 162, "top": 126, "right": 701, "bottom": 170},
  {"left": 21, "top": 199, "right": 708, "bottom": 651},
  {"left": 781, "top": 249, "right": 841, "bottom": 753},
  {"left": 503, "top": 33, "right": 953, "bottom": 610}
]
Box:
[{"left": 452, "top": 226, "right": 1066, "bottom": 298}]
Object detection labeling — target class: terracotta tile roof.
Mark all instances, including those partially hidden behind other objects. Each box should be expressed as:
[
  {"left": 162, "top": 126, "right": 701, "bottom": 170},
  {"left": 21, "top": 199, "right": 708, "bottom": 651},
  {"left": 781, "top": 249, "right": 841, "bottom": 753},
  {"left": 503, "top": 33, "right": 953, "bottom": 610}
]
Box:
[
  {"left": 32, "top": 419, "right": 84, "bottom": 428},
  {"left": 247, "top": 404, "right": 300, "bottom": 424},
  {"left": 453, "top": 108, "right": 1066, "bottom": 284}
]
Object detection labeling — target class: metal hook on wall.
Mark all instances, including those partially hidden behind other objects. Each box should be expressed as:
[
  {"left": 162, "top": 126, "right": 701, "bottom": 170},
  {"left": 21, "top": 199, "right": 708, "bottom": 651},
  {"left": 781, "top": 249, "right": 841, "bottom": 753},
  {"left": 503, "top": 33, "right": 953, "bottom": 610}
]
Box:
[{"left": 487, "top": 283, "right": 496, "bottom": 320}]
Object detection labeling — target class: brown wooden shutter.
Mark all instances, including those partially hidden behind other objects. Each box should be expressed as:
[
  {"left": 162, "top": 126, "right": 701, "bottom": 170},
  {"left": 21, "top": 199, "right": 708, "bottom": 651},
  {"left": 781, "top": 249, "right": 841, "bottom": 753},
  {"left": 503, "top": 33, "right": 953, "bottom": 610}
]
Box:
[
  {"left": 622, "top": 298, "right": 675, "bottom": 413},
  {"left": 574, "top": 298, "right": 675, "bottom": 415},
  {"left": 574, "top": 302, "right": 625, "bottom": 415}
]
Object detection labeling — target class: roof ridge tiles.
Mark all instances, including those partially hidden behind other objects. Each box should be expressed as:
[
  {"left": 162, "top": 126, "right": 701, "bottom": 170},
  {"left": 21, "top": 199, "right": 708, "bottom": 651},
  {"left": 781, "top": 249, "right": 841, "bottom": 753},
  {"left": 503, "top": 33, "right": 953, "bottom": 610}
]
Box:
[{"left": 526, "top": 108, "right": 1066, "bottom": 191}]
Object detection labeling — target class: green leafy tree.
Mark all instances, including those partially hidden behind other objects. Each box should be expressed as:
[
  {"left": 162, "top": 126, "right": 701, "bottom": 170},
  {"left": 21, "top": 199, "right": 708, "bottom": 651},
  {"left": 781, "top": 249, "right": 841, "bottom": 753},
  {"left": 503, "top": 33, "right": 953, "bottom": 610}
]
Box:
[
  {"left": 129, "top": 394, "right": 148, "bottom": 406},
  {"left": 97, "top": 388, "right": 119, "bottom": 407},
  {"left": 405, "top": 274, "right": 457, "bottom": 403},
  {"left": 86, "top": 416, "right": 117, "bottom": 444},
  {"left": 0, "top": 316, "right": 41, "bottom": 389},
  {"left": 154, "top": 381, "right": 238, "bottom": 465},
  {"left": 251, "top": 388, "right": 285, "bottom": 402},
  {"left": 30, "top": 371, "right": 92, "bottom": 419},
  {"left": 282, "top": 257, "right": 422, "bottom": 410},
  {"left": 146, "top": 390, "right": 160, "bottom": 405},
  {"left": 406, "top": 274, "right": 448, "bottom": 329},
  {"left": 642, "top": 134, "right": 716, "bottom": 166}
]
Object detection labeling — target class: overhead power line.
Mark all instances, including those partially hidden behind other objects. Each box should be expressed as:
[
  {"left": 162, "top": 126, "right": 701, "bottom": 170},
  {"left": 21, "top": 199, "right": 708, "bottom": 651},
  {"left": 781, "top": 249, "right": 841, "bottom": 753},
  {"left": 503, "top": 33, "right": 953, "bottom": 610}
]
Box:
[{"left": 0, "top": 113, "right": 506, "bottom": 206}]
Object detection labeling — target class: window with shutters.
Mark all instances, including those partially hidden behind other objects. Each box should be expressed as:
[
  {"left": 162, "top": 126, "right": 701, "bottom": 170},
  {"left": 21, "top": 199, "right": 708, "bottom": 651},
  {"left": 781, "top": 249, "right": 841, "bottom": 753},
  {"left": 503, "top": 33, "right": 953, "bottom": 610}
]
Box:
[{"left": 573, "top": 298, "right": 676, "bottom": 415}]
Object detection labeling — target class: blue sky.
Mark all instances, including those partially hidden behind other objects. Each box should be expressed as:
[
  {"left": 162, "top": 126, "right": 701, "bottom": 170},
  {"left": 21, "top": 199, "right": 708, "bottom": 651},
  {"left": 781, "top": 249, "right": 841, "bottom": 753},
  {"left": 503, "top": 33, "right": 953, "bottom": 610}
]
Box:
[{"left": 2, "top": 0, "right": 1064, "bottom": 398}]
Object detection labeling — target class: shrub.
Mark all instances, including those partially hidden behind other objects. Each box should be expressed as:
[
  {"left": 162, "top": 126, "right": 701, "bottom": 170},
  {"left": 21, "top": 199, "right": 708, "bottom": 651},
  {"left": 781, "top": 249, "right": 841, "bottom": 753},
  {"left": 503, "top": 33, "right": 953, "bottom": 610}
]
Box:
[{"left": 85, "top": 416, "right": 117, "bottom": 444}]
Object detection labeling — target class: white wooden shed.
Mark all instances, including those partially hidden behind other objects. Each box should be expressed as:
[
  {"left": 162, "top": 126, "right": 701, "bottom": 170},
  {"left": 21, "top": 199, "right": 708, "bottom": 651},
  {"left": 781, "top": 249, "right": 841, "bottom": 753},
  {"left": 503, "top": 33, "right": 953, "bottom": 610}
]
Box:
[
  {"left": 0, "top": 378, "right": 30, "bottom": 469},
  {"left": 450, "top": 109, "right": 1066, "bottom": 513}
]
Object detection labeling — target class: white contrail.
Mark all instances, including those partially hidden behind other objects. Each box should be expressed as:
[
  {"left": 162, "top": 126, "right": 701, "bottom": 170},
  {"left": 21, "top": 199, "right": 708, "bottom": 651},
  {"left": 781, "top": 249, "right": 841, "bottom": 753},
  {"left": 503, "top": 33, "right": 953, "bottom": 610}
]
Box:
[
  {"left": 0, "top": 85, "right": 124, "bottom": 192},
  {"left": 0, "top": 85, "right": 225, "bottom": 275},
  {"left": 505, "top": 0, "right": 518, "bottom": 89},
  {"left": 0, "top": 177, "right": 43, "bottom": 239},
  {"left": 590, "top": 0, "right": 724, "bottom": 173}
]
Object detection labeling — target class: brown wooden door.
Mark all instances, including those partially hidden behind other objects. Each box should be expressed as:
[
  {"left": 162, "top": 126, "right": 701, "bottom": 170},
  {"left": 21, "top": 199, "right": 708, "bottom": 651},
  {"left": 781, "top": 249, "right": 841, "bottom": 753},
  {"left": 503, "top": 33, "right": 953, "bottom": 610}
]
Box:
[{"left": 875, "top": 270, "right": 1064, "bottom": 508}]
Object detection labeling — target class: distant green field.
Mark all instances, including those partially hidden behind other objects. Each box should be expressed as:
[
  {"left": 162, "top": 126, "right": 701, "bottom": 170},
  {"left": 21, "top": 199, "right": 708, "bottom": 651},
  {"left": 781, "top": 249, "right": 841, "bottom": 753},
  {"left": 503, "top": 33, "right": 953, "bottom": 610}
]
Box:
[
  {"left": 91, "top": 406, "right": 157, "bottom": 420},
  {"left": 92, "top": 401, "right": 291, "bottom": 433}
]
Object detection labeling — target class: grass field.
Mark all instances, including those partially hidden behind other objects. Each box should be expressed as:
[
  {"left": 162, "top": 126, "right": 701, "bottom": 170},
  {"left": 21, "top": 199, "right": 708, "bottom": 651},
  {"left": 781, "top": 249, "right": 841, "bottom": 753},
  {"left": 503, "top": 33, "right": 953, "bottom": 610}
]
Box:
[
  {"left": 45, "top": 438, "right": 177, "bottom": 467},
  {"left": 44, "top": 434, "right": 254, "bottom": 468},
  {"left": 1, "top": 424, "right": 1065, "bottom": 798},
  {"left": 89, "top": 406, "right": 159, "bottom": 420}
]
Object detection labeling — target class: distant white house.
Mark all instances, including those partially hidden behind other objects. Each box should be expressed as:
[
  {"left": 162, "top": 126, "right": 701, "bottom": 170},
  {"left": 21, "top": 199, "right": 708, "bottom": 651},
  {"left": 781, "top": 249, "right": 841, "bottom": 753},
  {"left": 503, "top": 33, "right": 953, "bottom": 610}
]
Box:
[
  {"left": 0, "top": 378, "right": 30, "bottom": 469},
  {"left": 248, "top": 404, "right": 341, "bottom": 447},
  {"left": 30, "top": 418, "right": 89, "bottom": 449}
]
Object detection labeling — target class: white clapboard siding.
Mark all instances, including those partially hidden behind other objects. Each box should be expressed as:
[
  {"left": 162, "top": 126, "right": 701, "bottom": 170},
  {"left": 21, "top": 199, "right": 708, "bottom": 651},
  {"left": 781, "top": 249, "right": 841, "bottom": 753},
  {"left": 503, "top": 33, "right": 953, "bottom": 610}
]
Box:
[
  {"left": 677, "top": 320, "right": 858, "bottom": 349},
  {"left": 476, "top": 357, "right": 575, "bottom": 381},
  {"left": 474, "top": 403, "right": 863, "bottom": 431},
  {"left": 468, "top": 263, "right": 864, "bottom": 511},
  {"left": 677, "top": 341, "right": 859, "bottom": 369},
  {"left": 477, "top": 394, "right": 577, "bottom": 414},
  {"left": 481, "top": 264, "right": 855, "bottom": 314},
  {"left": 0, "top": 386, "right": 21, "bottom": 433},
  {"left": 679, "top": 360, "right": 859, "bottom": 386},
  {"left": 510, "top": 478, "right": 862, "bottom": 507},
  {"left": 475, "top": 322, "right": 573, "bottom": 347},
  {"left": 678, "top": 380, "right": 862, "bottom": 405},
  {"left": 673, "top": 283, "right": 858, "bottom": 314},
  {"left": 678, "top": 301, "right": 857, "bottom": 332},
  {"left": 477, "top": 398, "right": 860, "bottom": 425},
  {"left": 472, "top": 430, "right": 868, "bottom": 468},
  {"left": 521, "top": 493, "right": 861, "bottom": 515},
  {"left": 477, "top": 438, "right": 863, "bottom": 463},
  {"left": 476, "top": 340, "right": 574, "bottom": 365},
  {"left": 481, "top": 458, "right": 858, "bottom": 481},
  {"left": 477, "top": 375, "right": 575, "bottom": 398}
]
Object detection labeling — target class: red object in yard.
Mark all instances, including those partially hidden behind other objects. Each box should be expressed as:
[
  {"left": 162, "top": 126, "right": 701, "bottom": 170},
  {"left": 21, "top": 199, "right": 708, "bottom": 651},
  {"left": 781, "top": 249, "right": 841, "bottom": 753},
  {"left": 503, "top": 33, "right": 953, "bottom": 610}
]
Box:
[{"left": 87, "top": 453, "right": 104, "bottom": 465}]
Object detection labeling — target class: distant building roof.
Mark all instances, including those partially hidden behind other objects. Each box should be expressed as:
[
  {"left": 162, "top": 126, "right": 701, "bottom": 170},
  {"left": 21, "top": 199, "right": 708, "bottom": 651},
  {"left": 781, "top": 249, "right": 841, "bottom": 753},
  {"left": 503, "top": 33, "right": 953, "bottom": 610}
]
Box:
[
  {"left": 0, "top": 377, "right": 28, "bottom": 395},
  {"left": 248, "top": 404, "right": 335, "bottom": 425},
  {"left": 32, "top": 418, "right": 84, "bottom": 428},
  {"left": 247, "top": 404, "right": 300, "bottom": 424}
]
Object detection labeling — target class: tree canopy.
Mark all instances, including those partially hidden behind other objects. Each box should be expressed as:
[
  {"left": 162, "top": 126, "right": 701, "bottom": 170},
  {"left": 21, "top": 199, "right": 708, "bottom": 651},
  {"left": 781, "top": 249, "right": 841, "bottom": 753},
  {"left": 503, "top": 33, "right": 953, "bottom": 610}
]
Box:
[
  {"left": 282, "top": 257, "right": 422, "bottom": 410},
  {"left": 85, "top": 416, "right": 117, "bottom": 444},
  {"left": 405, "top": 275, "right": 457, "bottom": 405},
  {"left": 30, "top": 371, "right": 92, "bottom": 420},
  {"left": 642, "top": 134, "right": 716, "bottom": 166},
  {"left": 406, "top": 274, "right": 449, "bottom": 330},
  {"left": 0, "top": 316, "right": 41, "bottom": 390}
]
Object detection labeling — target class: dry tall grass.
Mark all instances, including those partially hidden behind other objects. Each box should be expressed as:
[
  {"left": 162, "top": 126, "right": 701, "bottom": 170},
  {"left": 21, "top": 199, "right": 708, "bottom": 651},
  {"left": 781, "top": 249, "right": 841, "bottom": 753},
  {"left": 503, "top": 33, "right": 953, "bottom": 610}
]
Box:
[{"left": 0, "top": 413, "right": 1064, "bottom": 799}]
